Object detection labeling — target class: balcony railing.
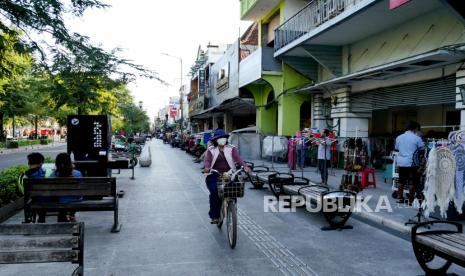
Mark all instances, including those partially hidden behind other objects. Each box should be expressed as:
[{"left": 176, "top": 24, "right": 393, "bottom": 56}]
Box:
[
  {"left": 274, "top": 0, "right": 362, "bottom": 51},
  {"left": 240, "top": 0, "right": 259, "bottom": 19}
]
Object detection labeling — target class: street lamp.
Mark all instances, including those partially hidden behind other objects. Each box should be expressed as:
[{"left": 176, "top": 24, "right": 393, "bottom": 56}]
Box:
[
  {"left": 138, "top": 101, "right": 143, "bottom": 109},
  {"left": 161, "top": 53, "right": 184, "bottom": 131}
]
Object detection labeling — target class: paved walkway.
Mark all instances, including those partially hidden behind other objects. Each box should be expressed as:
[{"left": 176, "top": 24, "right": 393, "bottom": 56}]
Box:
[{"left": 1, "top": 140, "right": 464, "bottom": 275}]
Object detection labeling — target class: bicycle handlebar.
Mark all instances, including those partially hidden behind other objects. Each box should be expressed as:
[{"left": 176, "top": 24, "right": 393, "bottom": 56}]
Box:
[{"left": 205, "top": 167, "right": 246, "bottom": 180}]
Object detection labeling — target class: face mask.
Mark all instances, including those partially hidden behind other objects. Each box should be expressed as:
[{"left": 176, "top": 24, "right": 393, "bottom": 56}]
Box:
[{"left": 217, "top": 138, "right": 227, "bottom": 146}]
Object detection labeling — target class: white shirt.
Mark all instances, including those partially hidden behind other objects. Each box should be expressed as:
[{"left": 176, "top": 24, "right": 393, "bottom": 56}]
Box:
[
  {"left": 317, "top": 138, "right": 331, "bottom": 160},
  {"left": 395, "top": 131, "right": 424, "bottom": 167}
]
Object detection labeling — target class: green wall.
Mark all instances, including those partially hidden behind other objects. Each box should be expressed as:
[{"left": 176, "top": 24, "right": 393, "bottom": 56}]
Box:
[
  {"left": 247, "top": 83, "right": 278, "bottom": 135},
  {"left": 249, "top": 1, "right": 312, "bottom": 136},
  {"left": 347, "top": 8, "right": 465, "bottom": 73},
  {"left": 273, "top": 64, "right": 312, "bottom": 136}
]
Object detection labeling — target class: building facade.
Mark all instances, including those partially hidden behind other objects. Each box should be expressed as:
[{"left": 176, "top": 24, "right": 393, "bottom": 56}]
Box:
[{"left": 248, "top": 0, "right": 465, "bottom": 138}]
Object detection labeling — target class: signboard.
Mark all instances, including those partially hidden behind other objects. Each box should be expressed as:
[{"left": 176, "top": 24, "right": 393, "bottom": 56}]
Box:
[
  {"left": 67, "top": 115, "right": 111, "bottom": 160},
  {"left": 216, "top": 62, "right": 230, "bottom": 93},
  {"left": 199, "top": 69, "right": 206, "bottom": 95},
  {"left": 195, "top": 96, "right": 205, "bottom": 111},
  {"left": 216, "top": 77, "right": 229, "bottom": 93},
  {"left": 169, "top": 96, "right": 180, "bottom": 106},
  {"left": 389, "top": 0, "right": 411, "bottom": 9},
  {"left": 169, "top": 107, "right": 178, "bottom": 118}
]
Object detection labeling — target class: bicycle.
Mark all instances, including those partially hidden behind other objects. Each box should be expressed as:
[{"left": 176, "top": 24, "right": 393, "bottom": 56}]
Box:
[{"left": 208, "top": 168, "right": 246, "bottom": 249}]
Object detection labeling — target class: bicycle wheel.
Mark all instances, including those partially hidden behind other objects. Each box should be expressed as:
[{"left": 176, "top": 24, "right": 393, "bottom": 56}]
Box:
[
  {"left": 226, "top": 200, "right": 237, "bottom": 249},
  {"left": 217, "top": 203, "right": 224, "bottom": 229}
]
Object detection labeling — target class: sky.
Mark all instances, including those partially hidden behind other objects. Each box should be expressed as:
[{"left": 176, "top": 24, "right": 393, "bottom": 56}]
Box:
[{"left": 67, "top": 0, "right": 252, "bottom": 121}]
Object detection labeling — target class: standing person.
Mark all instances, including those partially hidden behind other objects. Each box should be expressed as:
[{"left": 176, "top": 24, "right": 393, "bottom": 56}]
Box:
[
  {"left": 203, "top": 129, "right": 250, "bottom": 224},
  {"left": 21, "top": 152, "right": 53, "bottom": 223},
  {"left": 395, "top": 121, "right": 424, "bottom": 203},
  {"left": 317, "top": 129, "right": 332, "bottom": 185},
  {"left": 52, "top": 152, "right": 83, "bottom": 222}
]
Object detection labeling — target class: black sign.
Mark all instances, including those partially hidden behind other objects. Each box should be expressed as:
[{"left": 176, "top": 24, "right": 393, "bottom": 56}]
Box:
[
  {"left": 199, "top": 69, "right": 206, "bottom": 95},
  {"left": 67, "top": 115, "right": 111, "bottom": 161}
]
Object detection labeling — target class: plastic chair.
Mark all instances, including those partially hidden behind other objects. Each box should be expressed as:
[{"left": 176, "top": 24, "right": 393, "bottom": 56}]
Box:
[{"left": 361, "top": 167, "right": 376, "bottom": 189}]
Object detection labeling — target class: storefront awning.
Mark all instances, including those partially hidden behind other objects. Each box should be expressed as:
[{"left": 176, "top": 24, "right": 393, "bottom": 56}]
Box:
[
  {"left": 295, "top": 45, "right": 465, "bottom": 94},
  {"left": 190, "top": 97, "right": 255, "bottom": 120}
]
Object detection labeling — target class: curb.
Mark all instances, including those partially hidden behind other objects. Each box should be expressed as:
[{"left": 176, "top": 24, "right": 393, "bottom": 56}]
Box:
[
  {"left": 0, "top": 142, "right": 65, "bottom": 155},
  {"left": 0, "top": 197, "right": 24, "bottom": 223}
]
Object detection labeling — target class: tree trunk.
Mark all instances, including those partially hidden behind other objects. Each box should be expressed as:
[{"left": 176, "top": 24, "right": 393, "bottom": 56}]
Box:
[
  {"left": 0, "top": 112, "right": 4, "bottom": 142},
  {"left": 35, "top": 116, "right": 38, "bottom": 140},
  {"left": 12, "top": 115, "right": 15, "bottom": 139}
]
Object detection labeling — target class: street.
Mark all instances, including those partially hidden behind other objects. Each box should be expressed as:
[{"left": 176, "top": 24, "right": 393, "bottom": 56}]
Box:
[
  {"left": 3, "top": 139, "right": 463, "bottom": 275},
  {"left": 0, "top": 144, "right": 67, "bottom": 170}
]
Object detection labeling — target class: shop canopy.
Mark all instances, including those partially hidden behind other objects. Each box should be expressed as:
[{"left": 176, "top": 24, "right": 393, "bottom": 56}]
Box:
[
  {"left": 190, "top": 97, "right": 255, "bottom": 120},
  {"left": 294, "top": 45, "right": 465, "bottom": 94}
]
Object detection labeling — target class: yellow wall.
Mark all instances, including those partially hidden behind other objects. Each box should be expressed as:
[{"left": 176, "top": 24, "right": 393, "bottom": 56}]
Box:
[{"left": 347, "top": 8, "right": 465, "bottom": 73}]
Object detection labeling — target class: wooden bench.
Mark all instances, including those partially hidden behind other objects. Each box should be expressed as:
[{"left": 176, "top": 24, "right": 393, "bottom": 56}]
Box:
[
  {"left": 0, "top": 222, "right": 84, "bottom": 276},
  {"left": 24, "top": 177, "right": 121, "bottom": 233},
  {"left": 246, "top": 165, "right": 276, "bottom": 190},
  {"left": 412, "top": 221, "right": 465, "bottom": 275},
  {"left": 109, "top": 152, "right": 137, "bottom": 180}
]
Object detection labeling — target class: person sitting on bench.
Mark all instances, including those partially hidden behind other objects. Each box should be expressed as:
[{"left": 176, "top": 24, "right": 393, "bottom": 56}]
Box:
[
  {"left": 21, "top": 152, "right": 54, "bottom": 223},
  {"left": 51, "top": 153, "right": 83, "bottom": 222}
]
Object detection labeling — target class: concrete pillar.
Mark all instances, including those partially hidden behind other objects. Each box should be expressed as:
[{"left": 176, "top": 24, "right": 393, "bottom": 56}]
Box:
[
  {"left": 248, "top": 82, "right": 280, "bottom": 135},
  {"left": 277, "top": 93, "right": 308, "bottom": 136},
  {"left": 312, "top": 94, "right": 326, "bottom": 131},
  {"left": 224, "top": 111, "right": 234, "bottom": 133},
  {"left": 456, "top": 69, "right": 465, "bottom": 130},
  {"left": 212, "top": 116, "right": 219, "bottom": 130},
  {"left": 331, "top": 88, "right": 370, "bottom": 138},
  {"left": 203, "top": 121, "right": 209, "bottom": 131}
]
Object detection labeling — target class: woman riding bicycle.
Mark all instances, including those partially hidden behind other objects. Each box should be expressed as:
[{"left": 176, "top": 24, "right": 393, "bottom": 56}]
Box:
[{"left": 203, "top": 129, "right": 250, "bottom": 224}]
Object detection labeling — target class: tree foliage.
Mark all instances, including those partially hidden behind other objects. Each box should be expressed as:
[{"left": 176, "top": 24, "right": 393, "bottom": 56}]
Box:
[
  {"left": 119, "top": 103, "right": 151, "bottom": 136},
  {"left": 0, "top": 0, "right": 166, "bottom": 83},
  {"left": 0, "top": 1, "right": 158, "bottom": 140}
]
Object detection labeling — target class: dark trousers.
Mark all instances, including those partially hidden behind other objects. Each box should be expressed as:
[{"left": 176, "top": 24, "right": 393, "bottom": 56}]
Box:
[
  {"left": 206, "top": 174, "right": 221, "bottom": 219},
  {"left": 296, "top": 144, "right": 306, "bottom": 168},
  {"left": 37, "top": 211, "right": 46, "bottom": 223},
  {"left": 318, "top": 159, "right": 330, "bottom": 184}
]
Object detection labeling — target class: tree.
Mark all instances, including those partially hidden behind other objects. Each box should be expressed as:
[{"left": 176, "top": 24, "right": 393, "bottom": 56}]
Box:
[
  {"left": 0, "top": 0, "right": 165, "bottom": 83},
  {"left": 0, "top": 33, "right": 34, "bottom": 140},
  {"left": 119, "top": 103, "right": 150, "bottom": 136}
]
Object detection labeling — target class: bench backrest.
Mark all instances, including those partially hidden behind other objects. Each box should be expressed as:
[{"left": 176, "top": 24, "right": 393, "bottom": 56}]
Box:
[
  {"left": 0, "top": 222, "right": 84, "bottom": 265},
  {"left": 24, "top": 177, "right": 116, "bottom": 197}
]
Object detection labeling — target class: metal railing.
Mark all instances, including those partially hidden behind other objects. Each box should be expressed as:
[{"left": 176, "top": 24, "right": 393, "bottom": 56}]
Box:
[{"left": 274, "top": 0, "right": 362, "bottom": 51}]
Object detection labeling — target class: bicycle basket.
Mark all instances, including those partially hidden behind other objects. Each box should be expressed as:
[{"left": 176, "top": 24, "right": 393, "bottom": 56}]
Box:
[{"left": 218, "top": 181, "right": 245, "bottom": 198}]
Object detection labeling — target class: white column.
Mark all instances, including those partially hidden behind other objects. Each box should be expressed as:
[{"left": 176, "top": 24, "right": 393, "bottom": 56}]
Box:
[
  {"left": 331, "top": 88, "right": 370, "bottom": 138},
  {"left": 224, "top": 112, "right": 234, "bottom": 133},
  {"left": 312, "top": 94, "right": 326, "bottom": 130},
  {"left": 212, "top": 116, "right": 218, "bottom": 130},
  {"left": 456, "top": 69, "right": 465, "bottom": 130}
]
